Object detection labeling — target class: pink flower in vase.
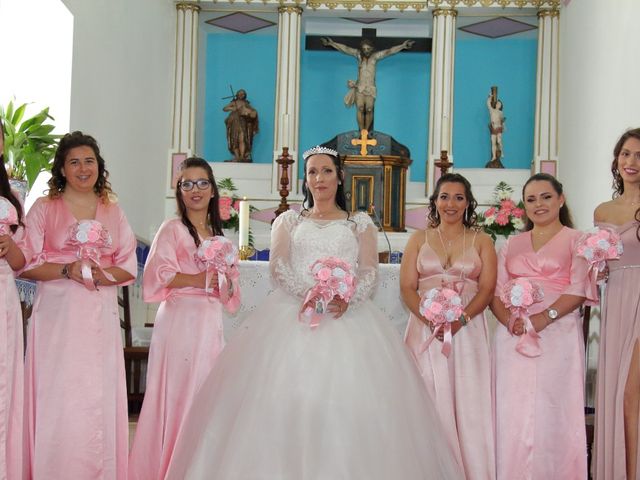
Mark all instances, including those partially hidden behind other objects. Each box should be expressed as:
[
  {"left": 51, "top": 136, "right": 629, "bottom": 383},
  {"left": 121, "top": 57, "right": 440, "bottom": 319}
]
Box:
[
  {"left": 495, "top": 212, "right": 510, "bottom": 226},
  {"left": 500, "top": 199, "right": 516, "bottom": 211},
  {"left": 512, "top": 207, "right": 525, "bottom": 218}
]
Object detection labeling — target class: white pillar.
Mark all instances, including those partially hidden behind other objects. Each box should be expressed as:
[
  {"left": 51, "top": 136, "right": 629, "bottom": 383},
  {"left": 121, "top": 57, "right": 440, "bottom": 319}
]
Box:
[
  {"left": 171, "top": 2, "right": 199, "bottom": 156},
  {"left": 533, "top": 8, "right": 560, "bottom": 174},
  {"left": 272, "top": 5, "right": 302, "bottom": 193},
  {"left": 427, "top": 7, "right": 457, "bottom": 194}
]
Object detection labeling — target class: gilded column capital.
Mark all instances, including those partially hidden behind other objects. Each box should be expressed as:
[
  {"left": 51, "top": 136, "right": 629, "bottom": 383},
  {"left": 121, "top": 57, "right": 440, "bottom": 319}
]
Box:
[
  {"left": 432, "top": 8, "right": 458, "bottom": 18},
  {"left": 537, "top": 8, "right": 559, "bottom": 19},
  {"left": 278, "top": 5, "right": 303, "bottom": 14},
  {"left": 176, "top": 2, "right": 201, "bottom": 13}
]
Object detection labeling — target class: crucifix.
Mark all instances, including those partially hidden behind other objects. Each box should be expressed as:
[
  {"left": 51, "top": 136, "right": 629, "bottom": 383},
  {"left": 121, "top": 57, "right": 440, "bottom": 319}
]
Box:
[{"left": 351, "top": 129, "right": 378, "bottom": 156}]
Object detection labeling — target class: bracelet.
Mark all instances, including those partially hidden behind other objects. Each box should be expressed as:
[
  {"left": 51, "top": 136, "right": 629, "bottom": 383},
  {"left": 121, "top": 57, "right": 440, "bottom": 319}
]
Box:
[{"left": 458, "top": 312, "right": 469, "bottom": 327}]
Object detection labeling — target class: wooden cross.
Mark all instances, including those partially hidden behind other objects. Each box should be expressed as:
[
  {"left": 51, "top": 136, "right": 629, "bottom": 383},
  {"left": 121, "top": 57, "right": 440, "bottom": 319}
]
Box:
[{"left": 351, "top": 129, "right": 378, "bottom": 156}]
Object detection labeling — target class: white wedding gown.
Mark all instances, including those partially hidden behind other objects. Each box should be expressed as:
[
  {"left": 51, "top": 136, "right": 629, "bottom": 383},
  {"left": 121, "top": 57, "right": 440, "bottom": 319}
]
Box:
[{"left": 165, "top": 210, "right": 463, "bottom": 479}]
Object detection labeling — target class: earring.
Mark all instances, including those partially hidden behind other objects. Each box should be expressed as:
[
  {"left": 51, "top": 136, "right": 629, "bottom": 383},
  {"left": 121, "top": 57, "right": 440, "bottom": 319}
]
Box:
[{"left": 338, "top": 181, "right": 342, "bottom": 185}]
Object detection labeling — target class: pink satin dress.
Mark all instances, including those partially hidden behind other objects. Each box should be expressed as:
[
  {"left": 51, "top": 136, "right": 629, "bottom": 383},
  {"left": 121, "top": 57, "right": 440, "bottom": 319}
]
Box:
[
  {"left": 0, "top": 222, "right": 24, "bottom": 480},
  {"left": 22, "top": 197, "right": 137, "bottom": 479},
  {"left": 594, "top": 221, "right": 640, "bottom": 480},
  {"left": 493, "top": 228, "right": 597, "bottom": 480},
  {"left": 128, "top": 218, "right": 226, "bottom": 480},
  {"left": 404, "top": 232, "right": 496, "bottom": 480}
]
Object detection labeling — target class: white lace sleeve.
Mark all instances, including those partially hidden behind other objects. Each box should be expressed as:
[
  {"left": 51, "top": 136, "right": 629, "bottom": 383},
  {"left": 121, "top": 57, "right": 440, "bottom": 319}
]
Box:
[
  {"left": 349, "top": 212, "right": 379, "bottom": 306},
  {"left": 269, "top": 210, "right": 309, "bottom": 297}
]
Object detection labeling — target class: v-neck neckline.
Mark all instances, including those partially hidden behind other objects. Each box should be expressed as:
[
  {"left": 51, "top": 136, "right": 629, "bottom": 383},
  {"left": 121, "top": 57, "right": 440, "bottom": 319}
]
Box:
[{"left": 529, "top": 226, "right": 566, "bottom": 254}]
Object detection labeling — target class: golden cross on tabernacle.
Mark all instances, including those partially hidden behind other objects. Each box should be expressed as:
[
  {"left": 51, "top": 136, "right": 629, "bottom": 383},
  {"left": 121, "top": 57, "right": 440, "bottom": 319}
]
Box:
[{"left": 351, "top": 129, "right": 377, "bottom": 156}]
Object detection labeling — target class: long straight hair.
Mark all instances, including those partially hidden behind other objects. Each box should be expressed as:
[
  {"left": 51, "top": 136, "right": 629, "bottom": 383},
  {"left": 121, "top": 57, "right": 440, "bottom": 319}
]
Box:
[
  {"left": 522, "top": 173, "right": 573, "bottom": 231},
  {"left": 0, "top": 117, "right": 24, "bottom": 232},
  {"left": 175, "top": 157, "right": 223, "bottom": 247}
]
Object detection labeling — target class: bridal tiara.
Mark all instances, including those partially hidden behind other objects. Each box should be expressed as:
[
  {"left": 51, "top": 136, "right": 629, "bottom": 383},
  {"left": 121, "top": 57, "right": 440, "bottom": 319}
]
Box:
[{"left": 302, "top": 146, "right": 339, "bottom": 161}]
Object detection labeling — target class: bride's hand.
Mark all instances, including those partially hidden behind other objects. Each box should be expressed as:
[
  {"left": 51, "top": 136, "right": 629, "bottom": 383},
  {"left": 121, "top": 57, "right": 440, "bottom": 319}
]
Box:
[{"left": 327, "top": 296, "right": 348, "bottom": 319}]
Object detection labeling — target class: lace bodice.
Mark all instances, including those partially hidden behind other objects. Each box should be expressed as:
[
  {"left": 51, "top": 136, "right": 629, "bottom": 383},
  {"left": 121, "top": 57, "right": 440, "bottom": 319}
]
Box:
[{"left": 269, "top": 210, "right": 378, "bottom": 306}]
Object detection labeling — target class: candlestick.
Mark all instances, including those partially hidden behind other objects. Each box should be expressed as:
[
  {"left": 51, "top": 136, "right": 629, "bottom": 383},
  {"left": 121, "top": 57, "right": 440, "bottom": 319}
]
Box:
[{"left": 238, "top": 197, "right": 250, "bottom": 248}]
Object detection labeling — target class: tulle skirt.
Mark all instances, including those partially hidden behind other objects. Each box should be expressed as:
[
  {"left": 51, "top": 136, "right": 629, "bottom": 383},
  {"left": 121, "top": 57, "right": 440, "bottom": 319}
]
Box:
[{"left": 165, "top": 289, "right": 463, "bottom": 479}]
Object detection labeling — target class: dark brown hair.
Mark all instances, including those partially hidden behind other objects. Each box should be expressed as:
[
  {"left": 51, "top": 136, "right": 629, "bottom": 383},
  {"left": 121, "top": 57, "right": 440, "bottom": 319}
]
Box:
[
  {"left": 0, "top": 117, "right": 24, "bottom": 231},
  {"left": 47, "top": 131, "right": 114, "bottom": 202},
  {"left": 175, "top": 157, "right": 223, "bottom": 247},
  {"left": 522, "top": 173, "right": 573, "bottom": 231},
  {"left": 301, "top": 151, "right": 348, "bottom": 214},
  {"left": 427, "top": 173, "right": 478, "bottom": 228},
  {"left": 611, "top": 128, "right": 640, "bottom": 240}
]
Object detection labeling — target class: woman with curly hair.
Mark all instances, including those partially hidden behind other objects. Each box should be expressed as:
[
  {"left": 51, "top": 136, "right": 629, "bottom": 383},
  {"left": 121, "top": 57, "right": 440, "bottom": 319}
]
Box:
[
  {"left": 400, "top": 173, "right": 497, "bottom": 480},
  {"left": 21, "top": 131, "right": 137, "bottom": 479},
  {"left": 593, "top": 128, "right": 640, "bottom": 480}
]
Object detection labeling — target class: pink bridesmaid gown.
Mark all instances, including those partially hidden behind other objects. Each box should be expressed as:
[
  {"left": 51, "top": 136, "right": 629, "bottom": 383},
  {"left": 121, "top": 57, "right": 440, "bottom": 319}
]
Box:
[
  {"left": 22, "top": 197, "right": 137, "bottom": 479},
  {"left": 0, "top": 220, "right": 24, "bottom": 480},
  {"left": 594, "top": 221, "right": 640, "bottom": 480},
  {"left": 128, "top": 218, "right": 226, "bottom": 480},
  {"left": 493, "top": 227, "right": 597, "bottom": 480},
  {"left": 404, "top": 231, "right": 496, "bottom": 480}
]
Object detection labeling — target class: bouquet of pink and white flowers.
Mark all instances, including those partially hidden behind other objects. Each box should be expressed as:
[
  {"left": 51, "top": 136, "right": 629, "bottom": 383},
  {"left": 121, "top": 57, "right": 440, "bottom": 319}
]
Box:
[
  {"left": 500, "top": 278, "right": 545, "bottom": 357},
  {"left": 299, "top": 257, "right": 356, "bottom": 330},
  {"left": 0, "top": 197, "right": 18, "bottom": 236},
  {"left": 195, "top": 235, "right": 241, "bottom": 313},
  {"left": 419, "top": 287, "right": 464, "bottom": 357},
  {"left": 67, "top": 220, "right": 116, "bottom": 290},
  {"left": 576, "top": 228, "right": 623, "bottom": 284},
  {"left": 478, "top": 182, "right": 526, "bottom": 240}
]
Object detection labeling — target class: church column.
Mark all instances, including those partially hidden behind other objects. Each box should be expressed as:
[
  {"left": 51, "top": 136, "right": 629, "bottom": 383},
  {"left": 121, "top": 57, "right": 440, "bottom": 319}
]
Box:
[
  {"left": 170, "top": 2, "right": 200, "bottom": 157},
  {"left": 427, "top": 7, "right": 457, "bottom": 194},
  {"left": 272, "top": 5, "right": 302, "bottom": 193},
  {"left": 533, "top": 8, "right": 560, "bottom": 175}
]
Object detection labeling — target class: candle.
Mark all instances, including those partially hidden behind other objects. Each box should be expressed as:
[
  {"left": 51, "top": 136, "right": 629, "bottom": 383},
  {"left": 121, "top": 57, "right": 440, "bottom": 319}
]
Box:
[
  {"left": 238, "top": 197, "right": 250, "bottom": 248},
  {"left": 441, "top": 116, "right": 450, "bottom": 150}
]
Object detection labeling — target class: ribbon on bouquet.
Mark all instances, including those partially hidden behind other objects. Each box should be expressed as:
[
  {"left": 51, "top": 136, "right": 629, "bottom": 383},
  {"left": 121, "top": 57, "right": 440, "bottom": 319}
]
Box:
[
  {"left": 209, "top": 265, "right": 240, "bottom": 314},
  {"left": 419, "top": 321, "right": 453, "bottom": 357},
  {"left": 500, "top": 278, "right": 545, "bottom": 358},
  {"left": 77, "top": 245, "right": 116, "bottom": 291},
  {"left": 299, "top": 285, "right": 335, "bottom": 330},
  {"left": 507, "top": 313, "right": 542, "bottom": 358},
  {"left": 417, "top": 286, "right": 463, "bottom": 358}
]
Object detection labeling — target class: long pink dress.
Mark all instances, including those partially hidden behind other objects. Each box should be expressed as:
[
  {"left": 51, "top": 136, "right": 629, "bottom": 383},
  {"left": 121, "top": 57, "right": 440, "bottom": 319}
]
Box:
[
  {"left": 404, "top": 231, "right": 496, "bottom": 480},
  {"left": 22, "top": 197, "right": 137, "bottom": 480},
  {"left": 0, "top": 217, "right": 24, "bottom": 480},
  {"left": 128, "top": 218, "right": 226, "bottom": 480},
  {"left": 493, "top": 227, "right": 597, "bottom": 480},
  {"left": 594, "top": 221, "right": 640, "bottom": 480}
]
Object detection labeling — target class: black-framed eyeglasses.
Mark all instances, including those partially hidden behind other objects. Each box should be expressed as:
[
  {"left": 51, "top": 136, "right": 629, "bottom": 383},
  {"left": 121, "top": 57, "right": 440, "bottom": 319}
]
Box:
[{"left": 178, "top": 179, "right": 212, "bottom": 191}]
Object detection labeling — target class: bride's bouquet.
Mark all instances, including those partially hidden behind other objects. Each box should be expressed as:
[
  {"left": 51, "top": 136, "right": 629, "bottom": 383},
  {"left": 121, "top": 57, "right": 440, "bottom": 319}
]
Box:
[
  {"left": 195, "top": 236, "right": 241, "bottom": 313},
  {"left": 0, "top": 197, "right": 18, "bottom": 236},
  {"left": 419, "top": 287, "right": 464, "bottom": 357},
  {"left": 67, "top": 219, "right": 116, "bottom": 290},
  {"left": 299, "top": 257, "right": 356, "bottom": 330},
  {"left": 500, "top": 278, "right": 544, "bottom": 357},
  {"left": 576, "top": 227, "right": 623, "bottom": 284}
]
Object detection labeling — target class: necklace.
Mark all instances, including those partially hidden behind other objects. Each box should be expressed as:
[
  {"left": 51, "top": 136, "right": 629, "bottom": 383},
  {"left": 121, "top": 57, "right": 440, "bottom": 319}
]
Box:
[
  {"left": 310, "top": 207, "right": 341, "bottom": 219},
  {"left": 436, "top": 226, "right": 466, "bottom": 270}
]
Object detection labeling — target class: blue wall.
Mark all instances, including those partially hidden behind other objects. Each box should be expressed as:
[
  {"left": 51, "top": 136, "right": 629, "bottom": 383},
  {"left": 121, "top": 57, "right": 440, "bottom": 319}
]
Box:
[
  {"left": 202, "top": 32, "right": 277, "bottom": 164},
  {"left": 300, "top": 41, "right": 431, "bottom": 181},
  {"left": 453, "top": 37, "right": 537, "bottom": 169}
]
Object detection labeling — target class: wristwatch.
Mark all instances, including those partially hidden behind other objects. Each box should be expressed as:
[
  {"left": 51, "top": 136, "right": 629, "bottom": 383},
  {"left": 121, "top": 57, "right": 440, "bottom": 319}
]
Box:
[
  {"left": 546, "top": 308, "right": 559, "bottom": 321},
  {"left": 61, "top": 264, "right": 70, "bottom": 279}
]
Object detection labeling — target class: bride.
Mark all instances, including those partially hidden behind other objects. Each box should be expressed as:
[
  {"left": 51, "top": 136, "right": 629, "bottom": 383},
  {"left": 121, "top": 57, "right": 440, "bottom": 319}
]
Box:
[{"left": 165, "top": 146, "right": 463, "bottom": 479}]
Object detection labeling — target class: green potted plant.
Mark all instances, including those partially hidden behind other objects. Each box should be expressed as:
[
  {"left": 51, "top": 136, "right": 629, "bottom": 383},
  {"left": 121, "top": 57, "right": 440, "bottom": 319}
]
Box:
[{"left": 0, "top": 100, "right": 60, "bottom": 196}]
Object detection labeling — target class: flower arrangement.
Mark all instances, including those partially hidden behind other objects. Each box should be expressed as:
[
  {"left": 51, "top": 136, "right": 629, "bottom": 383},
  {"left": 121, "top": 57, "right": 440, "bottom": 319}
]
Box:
[
  {"left": 477, "top": 182, "right": 526, "bottom": 240},
  {"left": 418, "top": 287, "right": 464, "bottom": 357},
  {"left": 299, "top": 257, "right": 356, "bottom": 330},
  {"left": 195, "top": 235, "right": 241, "bottom": 313},
  {"left": 576, "top": 227, "right": 623, "bottom": 277},
  {"left": 0, "top": 197, "right": 18, "bottom": 235},
  {"left": 67, "top": 220, "right": 116, "bottom": 290},
  {"left": 217, "top": 178, "right": 242, "bottom": 231},
  {"left": 499, "top": 278, "right": 544, "bottom": 357}
]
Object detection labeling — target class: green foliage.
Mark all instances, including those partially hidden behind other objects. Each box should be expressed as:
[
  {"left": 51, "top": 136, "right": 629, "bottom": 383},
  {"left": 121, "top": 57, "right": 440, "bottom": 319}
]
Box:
[{"left": 1, "top": 100, "right": 60, "bottom": 188}]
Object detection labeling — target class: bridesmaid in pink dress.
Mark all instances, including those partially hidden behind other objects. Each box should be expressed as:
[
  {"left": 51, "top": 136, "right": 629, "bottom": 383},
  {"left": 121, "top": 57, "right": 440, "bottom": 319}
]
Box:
[
  {"left": 593, "top": 128, "right": 640, "bottom": 480},
  {"left": 491, "top": 173, "right": 597, "bottom": 480},
  {"left": 21, "top": 132, "right": 137, "bottom": 479},
  {"left": 401, "top": 173, "right": 497, "bottom": 480},
  {"left": 0, "top": 119, "right": 26, "bottom": 480},
  {"left": 129, "top": 157, "right": 229, "bottom": 480}
]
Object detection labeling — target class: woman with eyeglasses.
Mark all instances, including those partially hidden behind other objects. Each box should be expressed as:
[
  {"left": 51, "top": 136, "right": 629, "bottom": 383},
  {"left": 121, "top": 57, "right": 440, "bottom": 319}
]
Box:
[
  {"left": 21, "top": 132, "right": 137, "bottom": 478},
  {"left": 0, "top": 117, "right": 27, "bottom": 479},
  {"left": 129, "top": 157, "right": 229, "bottom": 480},
  {"left": 593, "top": 128, "right": 640, "bottom": 480}
]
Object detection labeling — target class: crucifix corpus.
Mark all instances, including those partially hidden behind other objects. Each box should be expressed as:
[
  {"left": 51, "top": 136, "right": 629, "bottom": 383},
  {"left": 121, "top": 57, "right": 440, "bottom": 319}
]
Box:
[{"left": 313, "top": 29, "right": 429, "bottom": 132}]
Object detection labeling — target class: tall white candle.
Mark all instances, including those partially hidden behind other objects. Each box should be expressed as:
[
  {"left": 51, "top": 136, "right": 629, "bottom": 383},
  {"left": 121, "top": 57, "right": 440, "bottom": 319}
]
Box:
[{"left": 238, "top": 197, "right": 250, "bottom": 248}]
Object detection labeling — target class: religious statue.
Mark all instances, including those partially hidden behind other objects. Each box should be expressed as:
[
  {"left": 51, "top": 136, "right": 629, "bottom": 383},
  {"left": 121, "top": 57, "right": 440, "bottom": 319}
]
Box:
[
  {"left": 486, "top": 87, "right": 505, "bottom": 168},
  {"left": 223, "top": 89, "right": 259, "bottom": 162},
  {"left": 321, "top": 36, "right": 414, "bottom": 132}
]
